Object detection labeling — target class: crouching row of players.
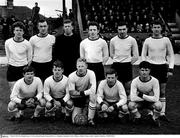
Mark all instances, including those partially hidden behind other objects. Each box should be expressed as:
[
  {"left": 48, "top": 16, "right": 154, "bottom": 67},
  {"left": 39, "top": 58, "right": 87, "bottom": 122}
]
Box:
[{"left": 7, "top": 58, "right": 162, "bottom": 127}]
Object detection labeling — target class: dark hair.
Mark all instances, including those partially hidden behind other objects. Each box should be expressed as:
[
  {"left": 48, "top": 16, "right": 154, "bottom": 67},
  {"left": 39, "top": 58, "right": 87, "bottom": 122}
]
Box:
[
  {"left": 63, "top": 19, "right": 73, "bottom": 25},
  {"left": 53, "top": 60, "right": 64, "bottom": 69},
  {"left": 118, "top": 21, "right": 128, "bottom": 28},
  {"left": 38, "top": 19, "right": 47, "bottom": 24},
  {"left": 139, "top": 61, "right": 151, "bottom": 69},
  {"left": 12, "top": 21, "right": 25, "bottom": 31},
  {"left": 23, "top": 66, "right": 35, "bottom": 74},
  {"left": 88, "top": 21, "right": 99, "bottom": 30},
  {"left": 152, "top": 20, "right": 163, "bottom": 26},
  {"left": 105, "top": 68, "right": 117, "bottom": 76}
]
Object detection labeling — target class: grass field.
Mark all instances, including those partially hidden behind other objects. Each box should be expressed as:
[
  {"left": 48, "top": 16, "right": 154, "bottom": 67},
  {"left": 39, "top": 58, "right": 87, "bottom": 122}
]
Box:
[{"left": 0, "top": 65, "right": 180, "bottom": 135}]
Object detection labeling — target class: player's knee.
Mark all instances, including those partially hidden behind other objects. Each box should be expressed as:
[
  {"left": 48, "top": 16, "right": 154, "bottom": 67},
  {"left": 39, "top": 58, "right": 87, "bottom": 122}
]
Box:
[
  {"left": 39, "top": 98, "right": 46, "bottom": 107},
  {"left": 121, "top": 104, "right": 129, "bottom": 112},
  {"left": 96, "top": 103, "right": 101, "bottom": 110},
  {"left": 89, "top": 94, "right": 96, "bottom": 104},
  {"left": 128, "top": 102, "right": 136, "bottom": 111},
  {"left": 8, "top": 101, "right": 17, "bottom": 112},
  {"left": 67, "top": 100, "right": 73, "bottom": 108},
  {"left": 154, "top": 101, "right": 162, "bottom": 112},
  {"left": 46, "top": 101, "right": 53, "bottom": 110}
]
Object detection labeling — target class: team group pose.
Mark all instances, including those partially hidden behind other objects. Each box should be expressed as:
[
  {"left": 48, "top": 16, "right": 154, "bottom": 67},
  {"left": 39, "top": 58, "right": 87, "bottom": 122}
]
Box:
[{"left": 6, "top": 19, "right": 175, "bottom": 128}]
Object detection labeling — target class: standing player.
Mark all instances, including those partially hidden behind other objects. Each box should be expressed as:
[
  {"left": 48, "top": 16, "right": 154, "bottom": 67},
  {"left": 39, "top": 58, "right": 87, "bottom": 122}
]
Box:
[
  {"left": 29, "top": 19, "right": 55, "bottom": 82},
  {"left": 53, "top": 19, "right": 81, "bottom": 76},
  {"left": 128, "top": 61, "right": 162, "bottom": 127},
  {"left": 97, "top": 68, "right": 129, "bottom": 122},
  {"left": 68, "top": 58, "right": 96, "bottom": 126},
  {"left": 80, "top": 21, "right": 109, "bottom": 83},
  {"left": 5, "top": 21, "right": 32, "bottom": 92},
  {"left": 7, "top": 66, "right": 45, "bottom": 121},
  {"left": 141, "top": 20, "right": 174, "bottom": 121},
  {"left": 110, "top": 21, "right": 139, "bottom": 98},
  {"left": 44, "top": 60, "right": 73, "bottom": 121}
]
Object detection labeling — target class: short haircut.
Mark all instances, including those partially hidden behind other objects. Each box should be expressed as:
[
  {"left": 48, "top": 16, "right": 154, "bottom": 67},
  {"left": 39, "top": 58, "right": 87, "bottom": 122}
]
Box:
[
  {"left": 38, "top": 19, "right": 47, "bottom": 24},
  {"left": 105, "top": 68, "right": 117, "bottom": 76},
  {"left": 76, "top": 57, "right": 87, "bottom": 65},
  {"left": 53, "top": 60, "right": 64, "bottom": 69},
  {"left": 23, "top": 66, "right": 35, "bottom": 74},
  {"left": 118, "top": 21, "right": 128, "bottom": 28},
  {"left": 139, "top": 61, "right": 151, "bottom": 69},
  {"left": 63, "top": 19, "right": 73, "bottom": 25},
  {"left": 12, "top": 21, "right": 25, "bottom": 31},
  {"left": 88, "top": 21, "right": 99, "bottom": 30},
  {"left": 152, "top": 20, "right": 163, "bottom": 26}
]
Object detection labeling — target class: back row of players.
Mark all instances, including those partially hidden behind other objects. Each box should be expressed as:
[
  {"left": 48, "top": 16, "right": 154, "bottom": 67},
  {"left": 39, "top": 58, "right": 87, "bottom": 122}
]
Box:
[{"left": 5, "top": 19, "right": 174, "bottom": 127}]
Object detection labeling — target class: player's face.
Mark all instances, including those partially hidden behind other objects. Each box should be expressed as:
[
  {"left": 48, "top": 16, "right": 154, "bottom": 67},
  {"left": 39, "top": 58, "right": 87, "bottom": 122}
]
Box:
[
  {"left": 88, "top": 25, "right": 99, "bottom": 39},
  {"left": 139, "top": 68, "right": 150, "bottom": 78},
  {"left": 64, "top": 23, "right": 73, "bottom": 35},
  {"left": 106, "top": 74, "right": 117, "bottom": 86},
  {"left": 24, "top": 71, "right": 35, "bottom": 84},
  {"left": 38, "top": 21, "right": 48, "bottom": 35},
  {"left": 53, "top": 66, "right": 63, "bottom": 78},
  {"left": 13, "top": 27, "right": 24, "bottom": 39},
  {"left": 117, "top": 25, "right": 128, "bottom": 38},
  {"left": 152, "top": 24, "right": 162, "bottom": 35},
  {"left": 76, "top": 61, "right": 87, "bottom": 75}
]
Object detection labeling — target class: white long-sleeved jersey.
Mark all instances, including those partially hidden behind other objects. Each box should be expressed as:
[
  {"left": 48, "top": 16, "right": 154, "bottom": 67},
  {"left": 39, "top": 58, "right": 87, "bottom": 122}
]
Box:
[
  {"left": 130, "top": 76, "right": 160, "bottom": 103},
  {"left": 10, "top": 77, "right": 43, "bottom": 104},
  {"left": 110, "top": 35, "right": 139, "bottom": 63},
  {"left": 141, "top": 37, "right": 174, "bottom": 69},
  {"left": 68, "top": 69, "right": 96, "bottom": 98},
  {"left": 44, "top": 75, "right": 69, "bottom": 102},
  {"left": 97, "top": 80, "right": 127, "bottom": 107},
  {"left": 80, "top": 37, "right": 109, "bottom": 63},
  {"left": 5, "top": 38, "right": 32, "bottom": 66},
  {"left": 29, "top": 34, "right": 55, "bottom": 63}
]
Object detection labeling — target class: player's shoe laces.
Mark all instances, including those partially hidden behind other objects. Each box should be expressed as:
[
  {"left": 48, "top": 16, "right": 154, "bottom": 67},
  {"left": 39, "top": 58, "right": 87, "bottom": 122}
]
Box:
[{"left": 159, "top": 115, "right": 170, "bottom": 122}]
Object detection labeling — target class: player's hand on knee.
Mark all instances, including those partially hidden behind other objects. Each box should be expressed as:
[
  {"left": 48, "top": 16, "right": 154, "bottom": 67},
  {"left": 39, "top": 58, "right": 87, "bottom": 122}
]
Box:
[
  {"left": 54, "top": 100, "right": 61, "bottom": 108},
  {"left": 107, "top": 106, "right": 114, "bottom": 112},
  {"left": 25, "top": 98, "right": 36, "bottom": 108},
  {"left": 101, "top": 103, "right": 108, "bottom": 111}
]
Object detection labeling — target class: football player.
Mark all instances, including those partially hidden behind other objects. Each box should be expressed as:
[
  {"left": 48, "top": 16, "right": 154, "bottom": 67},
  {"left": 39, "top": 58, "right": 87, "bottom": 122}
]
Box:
[
  {"left": 128, "top": 61, "right": 162, "bottom": 127},
  {"left": 97, "top": 68, "right": 129, "bottom": 123},
  {"left": 141, "top": 20, "right": 174, "bottom": 121},
  {"left": 7, "top": 66, "right": 45, "bottom": 122},
  {"left": 68, "top": 58, "right": 96, "bottom": 126},
  {"left": 44, "top": 60, "right": 73, "bottom": 122}
]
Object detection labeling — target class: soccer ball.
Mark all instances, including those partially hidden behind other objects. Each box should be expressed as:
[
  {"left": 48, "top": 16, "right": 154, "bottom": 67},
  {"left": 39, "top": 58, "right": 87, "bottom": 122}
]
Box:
[{"left": 74, "top": 113, "right": 88, "bottom": 126}]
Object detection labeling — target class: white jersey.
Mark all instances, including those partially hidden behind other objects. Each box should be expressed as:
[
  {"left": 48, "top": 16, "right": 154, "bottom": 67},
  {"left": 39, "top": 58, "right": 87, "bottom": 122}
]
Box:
[
  {"left": 97, "top": 79, "right": 127, "bottom": 107},
  {"left": 141, "top": 37, "right": 174, "bottom": 69},
  {"left": 44, "top": 75, "right": 69, "bottom": 102},
  {"left": 5, "top": 38, "right": 32, "bottom": 66},
  {"left": 130, "top": 76, "right": 160, "bottom": 103},
  {"left": 29, "top": 34, "right": 55, "bottom": 63},
  {"left": 68, "top": 69, "right": 96, "bottom": 98},
  {"left": 80, "top": 37, "right": 109, "bottom": 63},
  {"left": 110, "top": 35, "right": 139, "bottom": 63},
  {"left": 10, "top": 77, "right": 43, "bottom": 104}
]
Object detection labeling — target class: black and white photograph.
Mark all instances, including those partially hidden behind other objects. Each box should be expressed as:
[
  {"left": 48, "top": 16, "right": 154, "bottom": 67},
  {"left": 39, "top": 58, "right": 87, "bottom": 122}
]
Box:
[{"left": 0, "top": 0, "right": 180, "bottom": 136}]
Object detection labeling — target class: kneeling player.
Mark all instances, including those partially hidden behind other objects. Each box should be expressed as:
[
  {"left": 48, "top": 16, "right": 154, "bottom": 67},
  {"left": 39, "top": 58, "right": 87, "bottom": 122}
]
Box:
[
  {"left": 7, "top": 66, "right": 45, "bottom": 121},
  {"left": 97, "top": 68, "right": 129, "bottom": 123},
  {"left": 44, "top": 60, "right": 73, "bottom": 122},
  {"left": 128, "top": 61, "right": 162, "bottom": 127},
  {"left": 68, "top": 58, "right": 97, "bottom": 126}
]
